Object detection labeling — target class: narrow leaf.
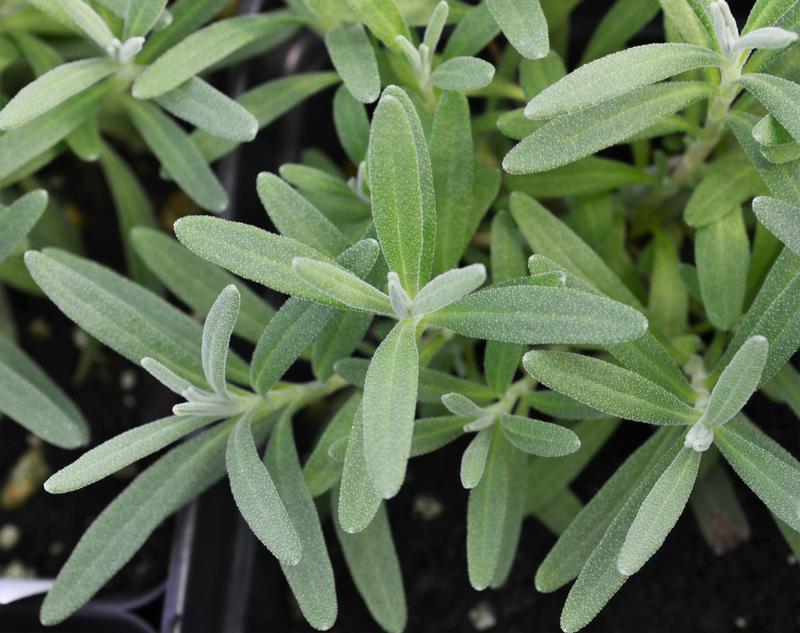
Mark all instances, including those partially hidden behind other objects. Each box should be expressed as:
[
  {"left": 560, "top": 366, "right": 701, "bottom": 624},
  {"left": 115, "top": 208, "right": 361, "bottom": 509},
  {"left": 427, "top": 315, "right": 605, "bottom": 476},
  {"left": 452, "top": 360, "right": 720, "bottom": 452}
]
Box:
[
  {"left": 154, "top": 77, "right": 258, "bottom": 142},
  {"left": 45, "top": 414, "right": 210, "bottom": 493},
  {"left": 338, "top": 402, "right": 382, "bottom": 533},
  {"left": 505, "top": 82, "right": 715, "bottom": 174},
  {"left": 524, "top": 44, "right": 723, "bottom": 120},
  {"left": 325, "top": 23, "right": 380, "bottom": 104},
  {"left": 617, "top": 447, "right": 701, "bottom": 576},
  {"left": 431, "top": 56, "right": 495, "bottom": 91},
  {"left": 703, "top": 336, "right": 768, "bottom": 428},
  {"left": 266, "top": 413, "right": 338, "bottom": 630},
  {"left": 753, "top": 195, "right": 800, "bottom": 256},
  {"left": 0, "top": 334, "right": 88, "bottom": 449},
  {"left": 363, "top": 320, "right": 419, "bottom": 499},
  {"left": 486, "top": 0, "right": 549, "bottom": 59},
  {"left": 523, "top": 351, "right": 698, "bottom": 425},
  {"left": 227, "top": 412, "right": 301, "bottom": 565},
  {"left": 0, "top": 58, "right": 114, "bottom": 130},
  {"left": 461, "top": 428, "right": 493, "bottom": 489},
  {"left": 201, "top": 285, "right": 239, "bottom": 397},
  {"left": 123, "top": 98, "right": 227, "bottom": 212},
  {"left": 499, "top": 413, "right": 581, "bottom": 457},
  {"left": 425, "top": 285, "right": 648, "bottom": 345}
]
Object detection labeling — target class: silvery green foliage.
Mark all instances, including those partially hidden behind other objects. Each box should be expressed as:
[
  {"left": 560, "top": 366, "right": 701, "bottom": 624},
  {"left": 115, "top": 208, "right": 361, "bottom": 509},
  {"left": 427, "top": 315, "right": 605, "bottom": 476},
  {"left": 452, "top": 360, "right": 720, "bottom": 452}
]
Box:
[{"left": 13, "top": 0, "right": 800, "bottom": 631}]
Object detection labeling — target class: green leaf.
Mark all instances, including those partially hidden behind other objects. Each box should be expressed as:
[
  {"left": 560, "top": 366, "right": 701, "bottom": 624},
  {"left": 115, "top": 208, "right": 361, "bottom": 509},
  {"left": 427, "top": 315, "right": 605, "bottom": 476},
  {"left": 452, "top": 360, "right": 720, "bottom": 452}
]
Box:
[
  {"left": 524, "top": 44, "right": 722, "bottom": 120},
  {"left": 0, "top": 190, "right": 47, "bottom": 264},
  {"left": 753, "top": 195, "right": 800, "bottom": 256},
  {"left": 192, "top": 72, "right": 340, "bottom": 164},
  {"left": 45, "top": 414, "right": 210, "bottom": 493},
  {"left": 201, "top": 285, "right": 239, "bottom": 396},
  {"left": 695, "top": 207, "right": 750, "bottom": 331},
  {"left": 716, "top": 416, "right": 800, "bottom": 532},
  {"left": 332, "top": 491, "right": 407, "bottom": 633},
  {"left": 335, "top": 357, "right": 496, "bottom": 404},
  {"left": 510, "top": 192, "right": 640, "bottom": 306},
  {"left": 703, "top": 336, "right": 768, "bottom": 428},
  {"left": 486, "top": 0, "right": 549, "bottom": 60},
  {"left": 333, "top": 85, "right": 370, "bottom": 164},
  {"left": 728, "top": 111, "right": 800, "bottom": 204},
  {"left": 535, "top": 426, "right": 682, "bottom": 593},
  {"left": 293, "top": 257, "right": 393, "bottom": 315},
  {"left": 0, "top": 334, "right": 88, "bottom": 449},
  {"left": 410, "top": 415, "right": 470, "bottom": 456},
  {"left": 524, "top": 390, "right": 608, "bottom": 421},
  {"left": 505, "top": 157, "right": 656, "bottom": 197},
  {"left": 691, "top": 461, "right": 751, "bottom": 555},
  {"left": 461, "top": 428, "right": 493, "bottom": 489},
  {"left": 559, "top": 428, "right": 684, "bottom": 632},
  {"left": 617, "top": 447, "right": 700, "bottom": 576},
  {"left": 325, "top": 23, "right": 380, "bottom": 104},
  {"left": 425, "top": 285, "right": 648, "bottom": 345},
  {"left": 0, "top": 58, "right": 114, "bottom": 130},
  {"left": 251, "top": 241, "right": 378, "bottom": 394},
  {"left": 24, "top": 249, "right": 248, "bottom": 388},
  {"left": 467, "top": 426, "right": 514, "bottom": 589},
  {"left": 131, "top": 227, "right": 273, "bottom": 344},
  {"left": 99, "top": 145, "right": 161, "bottom": 291},
  {"left": 658, "top": 0, "right": 716, "bottom": 48},
  {"left": 257, "top": 172, "right": 350, "bottom": 257},
  {"left": 412, "top": 264, "right": 486, "bottom": 316},
  {"left": 580, "top": 0, "right": 661, "bottom": 64},
  {"left": 443, "top": 1, "right": 500, "bottom": 58},
  {"left": 738, "top": 74, "right": 800, "bottom": 143},
  {"left": 606, "top": 333, "right": 695, "bottom": 402},
  {"left": 505, "top": 82, "right": 715, "bottom": 174},
  {"left": 368, "top": 87, "right": 433, "bottom": 293},
  {"left": 61, "top": 0, "right": 116, "bottom": 48},
  {"left": 684, "top": 154, "right": 767, "bottom": 228},
  {"left": 0, "top": 82, "right": 108, "bottom": 182},
  {"left": 648, "top": 231, "right": 688, "bottom": 337},
  {"left": 123, "top": 98, "right": 227, "bottom": 212},
  {"left": 430, "top": 91, "right": 474, "bottom": 275},
  {"left": 345, "top": 0, "right": 412, "bottom": 51},
  {"left": 312, "top": 310, "right": 373, "bottom": 381},
  {"left": 338, "top": 402, "right": 382, "bottom": 533},
  {"left": 304, "top": 393, "right": 361, "bottom": 496},
  {"left": 124, "top": 0, "right": 166, "bottom": 37},
  {"left": 137, "top": 0, "right": 229, "bottom": 63},
  {"left": 227, "top": 412, "right": 301, "bottom": 565},
  {"left": 174, "top": 216, "right": 342, "bottom": 303},
  {"left": 363, "top": 320, "right": 419, "bottom": 499},
  {"left": 744, "top": 0, "right": 798, "bottom": 34},
  {"left": 154, "top": 77, "right": 258, "bottom": 142},
  {"left": 266, "top": 413, "right": 338, "bottom": 630},
  {"left": 132, "top": 12, "right": 296, "bottom": 98},
  {"left": 499, "top": 413, "right": 581, "bottom": 457},
  {"left": 430, "top": 56, "right": 495, "bottom": 91},
  {"left": 526, "top": 419, "right": 620, "bottom": 514},
  {"left": 40, "top": 416, "right": 258, "bottom": 625},
  {"left": 523, "top": 351, "right": 698, "bottom": 425},
  {"left": 714, "top": 248, "right": 800, "bottom": 385}
]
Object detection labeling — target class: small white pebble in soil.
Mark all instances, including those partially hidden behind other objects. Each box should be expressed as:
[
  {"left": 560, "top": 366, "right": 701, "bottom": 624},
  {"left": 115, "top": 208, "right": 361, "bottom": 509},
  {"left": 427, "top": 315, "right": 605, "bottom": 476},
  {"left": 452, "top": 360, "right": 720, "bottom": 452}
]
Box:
[
  {"left": 787, "top": 554, "right": 797, "bottom": 566},
  {"left": 28, "top": 317, "right": 51, "bottom": 339},
  {"left": 48, "top": 541, "right": 64, "bottom": 557},
  {"left": 412, "top": 494, "right": 443, "bottom": 521},
  {"left": 4, "top": 559, "right": 35, "bottom": 578},
  {"left": 734, "top": 616, "right": 747, "bottom": 629},
  {"left": 119, "top": 369, "right": 138, "bottom": 391},
  {"left": 123, "top": 394, "right": 136, "bottom": 409},
  {"left": 72, "top": 328, "right": 88, "bottom": 349},
  {"left": 468, "top": 601, "right": 497, "bottom": 631},
  {"left": 0, "top": 524, "right": 20, "bottom": 550}
]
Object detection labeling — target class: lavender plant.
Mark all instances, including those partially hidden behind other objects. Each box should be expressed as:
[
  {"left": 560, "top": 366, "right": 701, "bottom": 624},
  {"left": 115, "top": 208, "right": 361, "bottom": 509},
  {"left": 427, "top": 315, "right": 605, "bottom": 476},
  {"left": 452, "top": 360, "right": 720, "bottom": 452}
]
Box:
[{"left": 10, "top": 0, "right": 800, "bottom": 631}]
